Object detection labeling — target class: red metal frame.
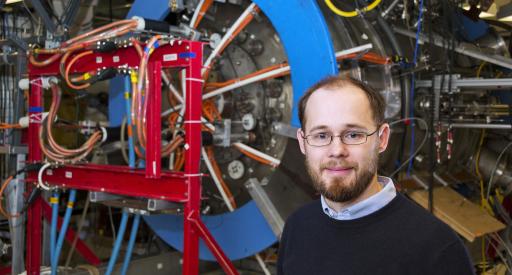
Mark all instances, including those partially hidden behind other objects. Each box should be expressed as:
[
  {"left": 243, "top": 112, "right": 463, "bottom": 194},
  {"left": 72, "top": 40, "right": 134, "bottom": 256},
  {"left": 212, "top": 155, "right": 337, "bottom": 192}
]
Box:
[{"left": 26, "top": 40, "right": 238, "bottom": 275}]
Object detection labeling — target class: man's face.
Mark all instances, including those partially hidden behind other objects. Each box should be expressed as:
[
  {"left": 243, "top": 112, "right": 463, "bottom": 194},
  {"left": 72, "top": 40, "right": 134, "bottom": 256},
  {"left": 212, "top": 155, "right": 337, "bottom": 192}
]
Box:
[{"left": 297, "top": 86, "right": 389, "bottom": 203}]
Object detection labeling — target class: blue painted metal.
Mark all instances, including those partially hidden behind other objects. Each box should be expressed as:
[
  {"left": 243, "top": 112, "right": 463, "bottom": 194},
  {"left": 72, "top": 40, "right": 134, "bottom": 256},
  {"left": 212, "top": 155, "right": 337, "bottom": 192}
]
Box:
[
  {"left": 144, "top": 201, "right": 276, "bottom": 261},
  {"left": 125, "top": 0, "right": 338, "bottom": 260},
  {"left": 108, "top": 77, "right": 125, "bottom": 127},
  {"left": 252, "top": 0, "right": 338, "bottom": 126},
  {"left": 456, "top": 10, "right": 489, "bottom": 42}
]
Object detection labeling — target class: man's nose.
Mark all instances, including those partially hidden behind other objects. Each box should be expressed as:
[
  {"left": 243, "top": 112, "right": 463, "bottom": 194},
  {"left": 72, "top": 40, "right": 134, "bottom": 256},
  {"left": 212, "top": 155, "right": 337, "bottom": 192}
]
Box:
[{"left": 328, "top": 136, "right": 349, "bottom": 157}]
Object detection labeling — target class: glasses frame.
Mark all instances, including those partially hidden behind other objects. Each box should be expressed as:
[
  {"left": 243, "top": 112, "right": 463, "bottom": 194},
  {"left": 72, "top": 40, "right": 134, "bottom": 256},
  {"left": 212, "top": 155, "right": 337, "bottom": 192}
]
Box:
[{"left": 302, "top": 126, "right": 381, "bottom": 147}]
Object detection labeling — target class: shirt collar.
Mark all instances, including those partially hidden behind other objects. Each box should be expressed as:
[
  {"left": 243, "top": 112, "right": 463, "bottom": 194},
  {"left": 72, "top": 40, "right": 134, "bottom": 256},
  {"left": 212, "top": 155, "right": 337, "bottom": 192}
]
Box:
[{"left": 321, "top": 176, "right": 397, "bottom": 220}]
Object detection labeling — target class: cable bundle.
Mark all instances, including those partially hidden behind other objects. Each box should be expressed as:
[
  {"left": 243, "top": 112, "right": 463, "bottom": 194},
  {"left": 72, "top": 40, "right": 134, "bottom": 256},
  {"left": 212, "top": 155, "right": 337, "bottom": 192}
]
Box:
[{"left": 39, "top": 82, "right": 104, "bottom": 163}]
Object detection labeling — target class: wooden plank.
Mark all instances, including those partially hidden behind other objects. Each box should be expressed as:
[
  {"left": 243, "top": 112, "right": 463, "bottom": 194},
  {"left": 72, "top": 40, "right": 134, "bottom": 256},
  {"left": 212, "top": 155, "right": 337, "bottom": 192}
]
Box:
[{"left": 408, "top": 186, "right": 505, "bottom": 242}]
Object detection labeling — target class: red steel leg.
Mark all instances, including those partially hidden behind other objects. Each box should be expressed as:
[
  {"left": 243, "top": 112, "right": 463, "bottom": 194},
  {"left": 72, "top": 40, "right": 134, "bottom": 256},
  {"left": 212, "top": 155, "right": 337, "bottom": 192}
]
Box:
[
  {"left": 189, "top": 217, "right": 238, "bottom": 275},
  {"left": 146, "top": 61, "right": 162, "bottom": 179},
  {"left": 26, "top": 78, "right": 44, "bottom": 275},
  {"left": 182, "top": 41, "right": 203, "bottom": 275}
]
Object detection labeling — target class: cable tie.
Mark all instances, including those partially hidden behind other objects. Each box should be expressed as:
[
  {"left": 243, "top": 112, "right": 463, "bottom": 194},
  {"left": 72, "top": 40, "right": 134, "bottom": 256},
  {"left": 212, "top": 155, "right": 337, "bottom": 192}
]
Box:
[
  {"left": 184, "top": 173, "right": 203, "bottom": 177},
  {"left": 185, "top": 77, "right": 204, "bottom": 83},
  {"left": 184, "top": 120, "right": 202, "bottom": 124}
]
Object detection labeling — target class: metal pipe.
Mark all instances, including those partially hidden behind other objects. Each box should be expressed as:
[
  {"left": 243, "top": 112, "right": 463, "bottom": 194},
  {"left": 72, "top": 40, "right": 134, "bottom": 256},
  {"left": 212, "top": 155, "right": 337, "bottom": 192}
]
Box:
[
  {"left": 393, "top": 26, "right": 512, "bottom": 70},
  {"left": 381, "top": 0, "right": 401, "bottom": 18},
  {"left": 448, "top": 123, "right": 512, "bottom": 129},
  {"left": 120, "top": 213, "right": 141, "bottom": 275},
  {"left": 105, "top": 209, "right": 129, "bottom": 275},
  {"left": 50, "top": 191, "right": 59, "bottom": 264},
  {"left": 51, "top": 189, "right": 77, "bottom": 275}
]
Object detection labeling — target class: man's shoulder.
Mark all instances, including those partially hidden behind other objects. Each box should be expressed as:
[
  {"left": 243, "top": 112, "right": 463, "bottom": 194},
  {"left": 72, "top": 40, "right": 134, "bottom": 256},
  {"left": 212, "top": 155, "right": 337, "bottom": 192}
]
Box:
[{"left": 395, "top": 193, "right": 461, "bottom": 242}]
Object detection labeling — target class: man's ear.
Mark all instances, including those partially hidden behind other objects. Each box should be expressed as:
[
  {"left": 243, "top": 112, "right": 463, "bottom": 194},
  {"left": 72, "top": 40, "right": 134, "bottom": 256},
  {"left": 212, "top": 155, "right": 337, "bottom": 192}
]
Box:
[
  {"left": 378, "top": 123, "right": 390, "bottom": 153},
  {"left": 297, "top": 128, "right": 306, "bottom": 155}
]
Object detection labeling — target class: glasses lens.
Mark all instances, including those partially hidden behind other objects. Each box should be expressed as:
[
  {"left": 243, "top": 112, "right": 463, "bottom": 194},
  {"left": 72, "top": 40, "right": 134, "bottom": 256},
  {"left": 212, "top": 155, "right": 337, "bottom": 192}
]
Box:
[
  {"left": 308, "top": 133, "right": 331, "bottom": 146},
  {"left": 342, "top": 131, "right": 367, "bottom": 145}
]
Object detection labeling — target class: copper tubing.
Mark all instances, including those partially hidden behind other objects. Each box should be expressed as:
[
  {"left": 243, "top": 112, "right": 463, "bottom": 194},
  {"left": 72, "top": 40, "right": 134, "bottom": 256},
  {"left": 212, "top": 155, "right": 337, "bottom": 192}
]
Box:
[
  {"left": 336, "top": 52, "right": 391, "bottom": 65},
  {"left": 29, "top": 52, "right": 62, "bottom": 67},
  {"left": 0, "top": 176, "right": 21, "bottom": 219},
  {"left": 161, "top": 135, "right": 184, "bottom": 156},
  {"left": 205, "top": 63, "right": 288, "bottom": 90},
  {"left": 65, "top": 51, "right": 94, "bottom": 90},
  {"left": 29, "top": 20, "right": 137, "bottom": 67},
  {"left": 206, "top": 147, "right": 237, "bottom": 209},
  {"left": 202, "top": 6, "right": 260, "bottom": 80},
  {"left": 65, "top": 19, "right": 137, "bottom": 45},
  {"left": 234, "top": 144, "right": 274, "bottom": 167},
  {"left": 192, "top": 0, "right": 214, "bottom": 29},
  {"left": 39, "top": 84, "right": 102, "bottom": 163}
]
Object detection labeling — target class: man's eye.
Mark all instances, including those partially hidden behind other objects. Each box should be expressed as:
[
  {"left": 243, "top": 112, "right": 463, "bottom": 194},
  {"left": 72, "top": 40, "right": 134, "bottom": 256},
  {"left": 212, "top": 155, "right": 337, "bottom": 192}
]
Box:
[
  {"left": 313, "top": 133, "right": 330, "bottom": 140},
  {"left": 345, "top": 132, "right": 365, "bottom": 140}
]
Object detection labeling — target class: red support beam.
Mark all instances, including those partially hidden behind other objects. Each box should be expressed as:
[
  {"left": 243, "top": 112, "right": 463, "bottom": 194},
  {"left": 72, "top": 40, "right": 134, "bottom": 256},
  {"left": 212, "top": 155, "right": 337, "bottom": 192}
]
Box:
[{"left": 29, "top": 164, "right": 188, "bottom": 202}]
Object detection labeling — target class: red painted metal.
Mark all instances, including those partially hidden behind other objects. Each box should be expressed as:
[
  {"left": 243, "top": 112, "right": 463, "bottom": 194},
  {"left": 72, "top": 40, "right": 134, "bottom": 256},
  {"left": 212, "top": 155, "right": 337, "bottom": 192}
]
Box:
[
  {"left": 26, "top": 78, "right": 43, "bottom": 275},
  {"left": 28, "top": 43, "right": 190, "bottom": 76},
  {"left": 146, "top": 61, "right": 162, "bottom": 179},
  {"left": 0, "top": 265, "right": 10, "bottom": 275},
  {"left": 26, "top": 40, "right": 238, "bottom": 275},
  {"left": 41, "top": 201, "right": 101, "bottom": 266},
  {"left": 189, "top": 217, "right": 238, "bottom": 275},
  {"left": 182, "top": 41, "right": 204, "bottom": 275},
  {"left": 29, "top": 164, "right": 188, "bottom": 201}
]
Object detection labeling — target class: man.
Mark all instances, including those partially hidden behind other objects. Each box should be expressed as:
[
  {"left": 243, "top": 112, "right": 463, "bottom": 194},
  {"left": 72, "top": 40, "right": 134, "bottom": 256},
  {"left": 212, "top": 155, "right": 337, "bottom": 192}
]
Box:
[{"left": 277, "top": 76, "right": 474, "bottom": 275}]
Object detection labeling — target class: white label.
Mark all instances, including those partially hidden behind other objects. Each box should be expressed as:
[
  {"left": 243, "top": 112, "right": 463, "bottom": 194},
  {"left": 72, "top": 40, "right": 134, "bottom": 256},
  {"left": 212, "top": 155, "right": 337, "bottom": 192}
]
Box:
[
  {"left": 96, "top": 56, "right": 103, "bottom": 63},
  {"left": 65, "top": 171, "right": 72, "bottom": 178},
  {"left": 113, "top": 56, "right": 120, "bottom": 63},
  {"left": 46, "top": 169, "right": 53, "bottom": 176},
  {"left": 163, "top": 54, "right": 177, "bottom": 61}
]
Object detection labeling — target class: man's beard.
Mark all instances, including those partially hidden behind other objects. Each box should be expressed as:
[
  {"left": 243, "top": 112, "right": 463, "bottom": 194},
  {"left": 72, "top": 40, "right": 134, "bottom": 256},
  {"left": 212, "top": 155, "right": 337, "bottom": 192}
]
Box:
[{"left": 306, "top": 147, "right": 379, "bottom": 203}]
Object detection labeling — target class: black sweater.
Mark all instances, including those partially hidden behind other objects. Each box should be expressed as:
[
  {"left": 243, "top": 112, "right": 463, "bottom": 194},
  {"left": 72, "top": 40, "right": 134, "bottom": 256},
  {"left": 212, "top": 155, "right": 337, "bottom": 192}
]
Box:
[{"left": 277, "top": 193, "right": 475, "bottom": 275}]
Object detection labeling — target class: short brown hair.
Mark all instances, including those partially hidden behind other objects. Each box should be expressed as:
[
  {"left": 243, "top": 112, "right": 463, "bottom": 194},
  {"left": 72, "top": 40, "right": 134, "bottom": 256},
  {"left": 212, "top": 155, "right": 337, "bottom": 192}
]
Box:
[{"left": 298, "top": 75, "right": 386, "bottom": 129}]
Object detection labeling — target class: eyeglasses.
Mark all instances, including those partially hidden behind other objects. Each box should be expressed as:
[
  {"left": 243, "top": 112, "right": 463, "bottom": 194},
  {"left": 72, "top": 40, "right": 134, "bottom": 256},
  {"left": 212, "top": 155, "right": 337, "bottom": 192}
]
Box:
[{"left": 302, "top": 127, "right": 380, "bottom": 147}]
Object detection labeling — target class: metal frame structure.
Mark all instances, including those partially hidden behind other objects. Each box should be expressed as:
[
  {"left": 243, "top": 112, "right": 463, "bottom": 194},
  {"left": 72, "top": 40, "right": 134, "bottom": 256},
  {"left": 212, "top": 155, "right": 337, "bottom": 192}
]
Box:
[{"left": 25, "top": 40, "right": 238, "bottom": 275}]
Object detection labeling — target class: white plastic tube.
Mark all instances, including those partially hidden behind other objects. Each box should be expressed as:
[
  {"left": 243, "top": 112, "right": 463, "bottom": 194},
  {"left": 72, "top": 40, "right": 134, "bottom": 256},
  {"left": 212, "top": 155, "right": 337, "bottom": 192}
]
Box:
[
  {"left": 233, "top": 142, "right": 280, "bottom": 167},
  {"left": 201, "top": 148, "right": 235, "bottom": 211},
  {"left": 202, "top": 3, "right": 257, "bottom": 75}
]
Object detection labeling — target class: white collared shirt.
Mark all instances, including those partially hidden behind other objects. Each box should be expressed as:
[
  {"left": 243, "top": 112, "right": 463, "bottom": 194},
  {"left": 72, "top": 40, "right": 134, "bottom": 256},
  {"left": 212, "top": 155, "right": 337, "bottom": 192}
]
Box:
[{"left": 321, "top": 176, "right": 397, "bottom": 220}]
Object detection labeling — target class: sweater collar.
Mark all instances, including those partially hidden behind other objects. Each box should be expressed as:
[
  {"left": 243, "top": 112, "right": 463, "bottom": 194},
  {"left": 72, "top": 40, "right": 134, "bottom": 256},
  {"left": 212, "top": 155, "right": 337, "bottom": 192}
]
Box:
[{"left": 321, "top": 176, "right": 397, "bottom": 220}]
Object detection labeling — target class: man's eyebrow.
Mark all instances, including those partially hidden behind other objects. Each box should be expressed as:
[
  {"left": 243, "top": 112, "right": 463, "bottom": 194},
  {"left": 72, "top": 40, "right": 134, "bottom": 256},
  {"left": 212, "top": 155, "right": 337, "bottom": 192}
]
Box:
[
  {"left": 308, "top": 125, "right": 329, "bottom": 132},
  {"left": 344, "top": 124, "right": 369, "bottom": 131}
]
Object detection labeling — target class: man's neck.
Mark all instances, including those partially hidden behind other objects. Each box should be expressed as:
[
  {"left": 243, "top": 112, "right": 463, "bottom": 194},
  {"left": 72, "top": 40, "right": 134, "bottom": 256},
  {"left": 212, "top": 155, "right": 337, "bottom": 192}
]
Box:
[{"left": 325, "top": 175, "right": 381, "bottom": 213}]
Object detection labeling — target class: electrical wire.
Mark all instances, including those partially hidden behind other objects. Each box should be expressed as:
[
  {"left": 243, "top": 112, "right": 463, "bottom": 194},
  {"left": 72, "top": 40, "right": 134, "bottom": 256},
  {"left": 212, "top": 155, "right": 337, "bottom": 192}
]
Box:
[
  {"left": 406, "top": 0, "right": 426, "bottom": 176},
  {"left": 485, "top": 142, "right": 512, "bottom": 201},
  {"left": 324, "top": 0, "right": 382, "bottom": 17},
  {"left": 388, "top": 117, "right": 429, "bottom": 178},
  {"left": 64, "top": 194, "right": 91, "bottom": 270},
  {"left": 0, "top": 175, "right": 20, "bottom": 219}
]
